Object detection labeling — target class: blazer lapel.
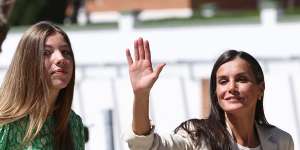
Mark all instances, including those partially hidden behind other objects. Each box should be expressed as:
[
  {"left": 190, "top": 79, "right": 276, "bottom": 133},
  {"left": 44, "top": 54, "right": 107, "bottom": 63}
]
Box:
[{"left": 256, "top": 123, "right": 278, "bottom": 150}]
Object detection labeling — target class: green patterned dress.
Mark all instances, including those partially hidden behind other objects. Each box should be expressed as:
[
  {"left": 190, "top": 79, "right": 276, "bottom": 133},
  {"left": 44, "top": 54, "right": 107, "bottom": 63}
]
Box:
[{"left": 0, "top": 110, "right": 85, "bottom": 150}]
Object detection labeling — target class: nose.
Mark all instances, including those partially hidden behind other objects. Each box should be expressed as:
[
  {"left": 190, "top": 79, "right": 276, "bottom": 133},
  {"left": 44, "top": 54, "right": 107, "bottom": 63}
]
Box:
[
  {"left": 53, "top": 50, "right": 65, "bottom": 66},
  {"left": 228, "top": 81, "right": 239, "bottom": 95}
]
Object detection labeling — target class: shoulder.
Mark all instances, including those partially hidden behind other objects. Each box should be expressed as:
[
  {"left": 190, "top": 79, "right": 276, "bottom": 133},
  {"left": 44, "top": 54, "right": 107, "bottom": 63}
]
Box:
[
  {"left": 0, "top": 117, "right": 28, "bottom": 136},
  {"left": 175, "top": 118, "right": 211, "bottom": 135},
  {"left": 0, "top": 118, "right": 28, "bottom": 148},
  {"left": 257, "top": 123, "right": 294, "bottom": 148},
  {"left": 69, "top": 110, "right": 86, "bottom": 147},
  {"left": 175, "top": 119, "right": 211, "bottom": 149},
  {"left": 69, "top": 110, "right": 83, "bottom": 126},
  {"left": 176, "top": 119, "right": 205, "bottom": 130},
  {"left": 69, "top": 110, "right": 84, "bottom": 134},
  {"left": 270, "top": 126, "right": 293, "bottom": 144},
  {"left": 258, "top": 124, "right": 293, "bottom": 140},
  {"left": 0, "top": 123, "right": 10, "bottom": 143},
  {"left": 69, "top": 110, "right": 82, "bottom": 121},
  {"left": 271, "top": 126, "right": 292, "bottom": 139}
]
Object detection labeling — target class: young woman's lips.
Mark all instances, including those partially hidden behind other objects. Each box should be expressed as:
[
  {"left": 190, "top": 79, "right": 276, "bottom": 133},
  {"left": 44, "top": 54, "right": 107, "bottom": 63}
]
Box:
[{"left": 51, "top": 69, "right": 67, "bottom": 75}]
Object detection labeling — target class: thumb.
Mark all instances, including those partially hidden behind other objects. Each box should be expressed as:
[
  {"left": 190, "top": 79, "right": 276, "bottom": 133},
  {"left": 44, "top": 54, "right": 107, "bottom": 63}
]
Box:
[{"left": 154, "top": 63, "right": 166, "bottom": 77}]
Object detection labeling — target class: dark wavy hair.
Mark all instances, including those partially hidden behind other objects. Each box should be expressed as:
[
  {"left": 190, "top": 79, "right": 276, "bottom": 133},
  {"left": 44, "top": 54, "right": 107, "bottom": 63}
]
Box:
[{"left": 175, "top": 50, "right": 272, "bottom": 150}]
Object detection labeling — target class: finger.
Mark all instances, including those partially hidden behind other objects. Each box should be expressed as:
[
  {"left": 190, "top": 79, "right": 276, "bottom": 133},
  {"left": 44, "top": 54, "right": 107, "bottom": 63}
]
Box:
[
  {"left": 154, "top": 63, "right": 166, "bottom": 77},
  {"left": 134, "top": 40, "right": 139, "bottom": 61},
  {"left": 144, "top": 40, "right": 151, "bottom": 62},
  {"left": 138, "top": 37, "right": 145, "bottom": 59},
  {"left": 126, "top": 48, "right": 133, "bottom": 65}
]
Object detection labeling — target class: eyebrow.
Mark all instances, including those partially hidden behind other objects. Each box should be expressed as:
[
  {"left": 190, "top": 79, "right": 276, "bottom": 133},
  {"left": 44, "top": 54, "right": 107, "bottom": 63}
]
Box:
[
  {"left": 216, "top": 75, "right": 227, "bottom": 79},
  {"left": 44, "top": 44, "right": 69, "bottom": 49},
  {"left": 216, "top": 72, "right": 249, "bottom": 79}
]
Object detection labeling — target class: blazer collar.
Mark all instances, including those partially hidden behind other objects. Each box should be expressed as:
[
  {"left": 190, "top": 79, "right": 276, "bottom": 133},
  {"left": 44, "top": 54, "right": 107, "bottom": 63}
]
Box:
[
  {"left": 255, "top": 123, "right": 278, "bottom": 150},
  {"left": 226, "top": 122, "right": 278, "bottom": 150}
]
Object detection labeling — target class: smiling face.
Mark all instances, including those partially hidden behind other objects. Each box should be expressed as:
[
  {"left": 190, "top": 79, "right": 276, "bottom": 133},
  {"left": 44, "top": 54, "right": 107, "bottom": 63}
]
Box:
[
  {"left": 216, "top": 57, "right": 264, "bottom": 115},
  {"left": 44, "top": 32, "right": 74, "bottom": 94}
]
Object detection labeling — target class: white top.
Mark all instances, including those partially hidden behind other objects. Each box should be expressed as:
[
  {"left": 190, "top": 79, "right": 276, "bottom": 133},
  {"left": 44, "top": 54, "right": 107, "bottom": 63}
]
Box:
[{"left": 238, "top": 144, "right": 262, "bottom": 150}]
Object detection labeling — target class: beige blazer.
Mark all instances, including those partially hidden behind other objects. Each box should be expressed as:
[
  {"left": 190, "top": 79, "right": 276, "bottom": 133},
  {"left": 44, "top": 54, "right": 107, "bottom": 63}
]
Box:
[
  {"left": 255, "top": 123, "right": 294, "bottom": 150},
  {"left": 124, "top": 123, "right": 294, "bottom": 150}
]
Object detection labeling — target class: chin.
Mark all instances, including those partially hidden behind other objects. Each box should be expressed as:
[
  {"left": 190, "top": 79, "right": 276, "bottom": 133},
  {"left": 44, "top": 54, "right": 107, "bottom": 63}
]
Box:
[
  {"left": 224, "top": 108, "right": 243, "bottom": 114},
  {"left": 221, "top": 104, "right": 244, "bottom": 113},
  {"left": 51, "top": 81, "right": 69, "bottom": 90},
  {"left": 56, "top": 85, "right": 68, "bottom": 89}
]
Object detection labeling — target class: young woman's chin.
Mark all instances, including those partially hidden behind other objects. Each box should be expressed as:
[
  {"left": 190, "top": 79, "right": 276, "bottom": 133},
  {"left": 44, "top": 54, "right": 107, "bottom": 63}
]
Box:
[{"left": 50, "top": 80, "right": 69, "bottom": 90}]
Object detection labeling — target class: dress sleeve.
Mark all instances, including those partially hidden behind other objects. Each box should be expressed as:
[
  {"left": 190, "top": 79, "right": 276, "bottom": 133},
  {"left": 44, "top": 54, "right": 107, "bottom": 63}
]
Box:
[
  {"left": 123, "top": 125, "right": 195, "bottom": 150},
  {"left": 69, "top": 111, "right": 85, "bottom": 150},
  {"left": 0, "top": 124, "right": 10, "bottom": 149}
]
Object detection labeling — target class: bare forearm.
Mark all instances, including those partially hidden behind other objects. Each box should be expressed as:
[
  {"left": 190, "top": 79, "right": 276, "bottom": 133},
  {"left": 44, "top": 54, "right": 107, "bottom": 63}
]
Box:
[{"left": 132, "top": 93, "right": 151, "bottom": 135}]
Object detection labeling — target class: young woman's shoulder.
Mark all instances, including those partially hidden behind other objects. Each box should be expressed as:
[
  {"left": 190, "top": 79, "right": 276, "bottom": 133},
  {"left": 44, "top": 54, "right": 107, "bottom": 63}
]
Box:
[
  {"left": 0, "top": 123, "right": 10, "bottom": 148},
  {"left": 69, "top": 110, "right": 85, "bottom": 148},
  {"left": 69, "top": 110, "right": 83, "bottom": 123},
  {"left": 69, "top": 110, "right": 84, "bottom": 134},
  {"left": 0, "top": 117, "right": 28, "bottom": 149}
]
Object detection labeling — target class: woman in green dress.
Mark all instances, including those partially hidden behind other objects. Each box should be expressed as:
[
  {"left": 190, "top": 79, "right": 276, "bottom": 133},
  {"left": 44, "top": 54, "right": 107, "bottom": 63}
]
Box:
[{"left": 0, "top": 21, "right": 85, "bottom": 149}]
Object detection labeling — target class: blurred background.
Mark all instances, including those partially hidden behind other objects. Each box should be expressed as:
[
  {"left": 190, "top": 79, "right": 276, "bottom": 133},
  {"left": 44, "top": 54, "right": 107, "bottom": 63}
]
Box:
[{"left": 0, "top": 0, "right": 300, "bottom": 149}]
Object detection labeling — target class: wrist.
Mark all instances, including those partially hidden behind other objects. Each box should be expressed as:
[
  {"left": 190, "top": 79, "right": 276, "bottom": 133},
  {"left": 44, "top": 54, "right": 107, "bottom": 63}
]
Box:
[
  {"left": 134, "top": 92, "right": 150, "bottom": 100},
  {"left": 133, "top": 89, "right": 150, "bottom": 97}
]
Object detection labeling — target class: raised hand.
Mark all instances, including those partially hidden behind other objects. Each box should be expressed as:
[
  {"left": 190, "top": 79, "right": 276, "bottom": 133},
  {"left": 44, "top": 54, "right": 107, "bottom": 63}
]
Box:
[
  {"left": 126, "top": 37, "right": 165, "bottom": 135},
  {"left": 126, "top": 37, "right": 165, "bottom": 95}
]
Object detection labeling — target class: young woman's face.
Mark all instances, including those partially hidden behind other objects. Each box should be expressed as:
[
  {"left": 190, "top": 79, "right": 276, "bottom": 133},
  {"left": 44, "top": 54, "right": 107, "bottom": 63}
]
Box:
[
  {"left": 216, "top": 58, "right": 264, "bottom": 115},
  {"left": 44, "top": 33, "right": 73, "bottom": 92}
]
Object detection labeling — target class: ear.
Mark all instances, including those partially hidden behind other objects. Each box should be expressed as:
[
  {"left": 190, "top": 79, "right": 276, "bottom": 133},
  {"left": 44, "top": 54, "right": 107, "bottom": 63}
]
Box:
[{"left": 258, "top": 82, "right": 265, "bottom": 100}]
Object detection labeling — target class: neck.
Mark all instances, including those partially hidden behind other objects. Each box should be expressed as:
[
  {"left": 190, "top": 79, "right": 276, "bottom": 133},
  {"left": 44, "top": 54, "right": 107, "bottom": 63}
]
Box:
[
  {"left": 48, "top": 89, "right": 59, "bottom": 116},
  {"left": 226, "top": 111, "right": 259, "bottom": 148}
]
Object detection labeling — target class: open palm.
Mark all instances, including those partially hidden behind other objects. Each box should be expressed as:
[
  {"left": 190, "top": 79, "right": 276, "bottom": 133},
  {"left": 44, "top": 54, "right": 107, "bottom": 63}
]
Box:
[{"left": 126, "top": 37, "right": 165, "bottom": 94}]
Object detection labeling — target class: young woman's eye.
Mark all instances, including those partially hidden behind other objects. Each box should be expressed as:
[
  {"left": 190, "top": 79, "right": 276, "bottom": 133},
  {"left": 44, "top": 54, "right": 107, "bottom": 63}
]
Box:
[
  {"left": 62, "top": 50, "right": 72, "bottom": 56},
  {"left": 43, "top": 49, "right": 52, "bottom": 56}
]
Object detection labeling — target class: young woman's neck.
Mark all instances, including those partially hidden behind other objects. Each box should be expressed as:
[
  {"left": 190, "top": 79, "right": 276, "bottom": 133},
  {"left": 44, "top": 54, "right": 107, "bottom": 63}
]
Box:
[
  {"left": 48, "top": 89, "right": 59, "bottom": 116},
  {"left": 225, "top": 110, "right": 259, "bottom": 148}
]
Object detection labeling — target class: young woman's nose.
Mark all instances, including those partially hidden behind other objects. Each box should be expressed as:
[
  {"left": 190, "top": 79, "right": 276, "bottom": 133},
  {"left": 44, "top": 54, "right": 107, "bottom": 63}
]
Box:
[{"left": 53, "top": 50, "right": 65, "bottom": 66}]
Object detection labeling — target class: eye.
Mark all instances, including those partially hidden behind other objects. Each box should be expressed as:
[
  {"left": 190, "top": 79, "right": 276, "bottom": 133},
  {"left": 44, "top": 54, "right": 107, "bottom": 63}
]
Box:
[
  {"left": 61, "top": 49, "right": 72, "bottom": 57},
  {"left": 237, "top": 76, "right": 248, "bottom": 83},
  {"left": 43, "top": 49, "right": 52, "bottom": 56},
  {"left": 218, "top": 78, "right": 228, "bottom": 85}
]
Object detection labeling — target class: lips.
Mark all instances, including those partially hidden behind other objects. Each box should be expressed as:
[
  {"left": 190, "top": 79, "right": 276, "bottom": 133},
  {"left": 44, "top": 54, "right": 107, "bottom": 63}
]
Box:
[
  {"left": 224, "top": 96, "right": 243, "bottom": 101},
  {"left": 51, "top": 69, "right": 67, "bottom": 75}
]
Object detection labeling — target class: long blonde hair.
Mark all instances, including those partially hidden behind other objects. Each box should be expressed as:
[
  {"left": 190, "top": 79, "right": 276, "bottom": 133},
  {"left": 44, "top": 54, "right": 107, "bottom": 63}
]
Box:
[{"left": 0, "top": 21, "right": 76, "bottom": 148}]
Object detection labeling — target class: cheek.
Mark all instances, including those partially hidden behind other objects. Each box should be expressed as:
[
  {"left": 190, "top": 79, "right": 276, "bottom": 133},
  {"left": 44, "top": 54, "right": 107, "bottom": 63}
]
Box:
[
  {"left": 240, "top": 85, "right": 255, "bottom": 94},
  {"left": 240, "top": 86, "right": 260, "bottom": 101},
  {"left": 67, "top": 61, "right": 74, "bottom": 72},
  {"left": 44, "top": 59, "right": 51, "bottom": 72},
  {"left": 216, "top": 85, "right": 226, "bottom": 98}
]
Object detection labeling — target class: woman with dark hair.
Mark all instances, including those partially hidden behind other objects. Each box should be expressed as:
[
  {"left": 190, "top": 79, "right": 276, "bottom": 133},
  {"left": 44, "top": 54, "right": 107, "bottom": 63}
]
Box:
[
  {"left": 0, "top": 21, "right": 85, "bottom": 149},
  {"left": 125, "top": 37, "right": 294, "bottom": 150}
]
